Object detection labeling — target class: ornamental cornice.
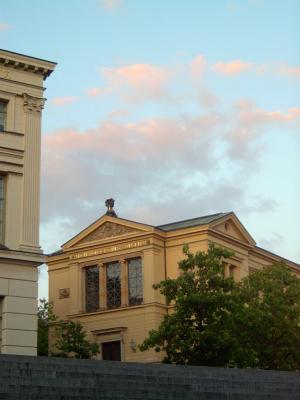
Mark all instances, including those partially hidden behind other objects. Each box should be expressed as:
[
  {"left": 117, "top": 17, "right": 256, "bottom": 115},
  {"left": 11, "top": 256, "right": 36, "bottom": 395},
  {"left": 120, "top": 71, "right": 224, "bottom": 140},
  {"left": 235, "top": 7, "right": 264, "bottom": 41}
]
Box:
[
  {"left": 0, "top": 49, "right": 56, "bottom": 79},
  {"left": 23, "top": 93, "right": 45, "bottom": 114}
]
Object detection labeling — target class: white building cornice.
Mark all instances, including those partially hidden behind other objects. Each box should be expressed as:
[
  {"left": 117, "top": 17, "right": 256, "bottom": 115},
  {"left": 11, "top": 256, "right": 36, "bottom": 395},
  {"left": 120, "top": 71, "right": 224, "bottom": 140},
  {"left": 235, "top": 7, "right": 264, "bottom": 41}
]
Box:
[{"left": 0, "top": 49, "right": 57, "bottom": 80}]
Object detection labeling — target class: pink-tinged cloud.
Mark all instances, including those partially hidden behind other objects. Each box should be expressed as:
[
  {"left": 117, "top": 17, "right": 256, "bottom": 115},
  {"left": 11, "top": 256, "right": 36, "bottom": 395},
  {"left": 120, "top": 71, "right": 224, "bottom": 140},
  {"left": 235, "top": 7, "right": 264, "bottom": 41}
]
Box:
[
  {"left": 101, "top": 63, "right": 172, "bottom": 101},
  {"left": 212, "top": 60, "right": 253, "bottom": 76},
  {"left": 236, "top": 101, "right": 300, "bottom": 126},
  {"left": 51, "top": 96, "right": 78, "bottom": 106},
  {"left": 225, "top": 101, "right": 300, "bottom": 161},
  {"left": 41, "top": 99, "right": 298, "bottom": 256},
  {"left": 107, "top": 109, "right": 130, "bottom": 119},
  {"left": 0, "top": 22, "right": 10, "bottom": 31},
  {"left": 86, "top": 87, "right": 112, "bottom": 97},
  {"left": 41, "top": 113, "right": 222, "bottom": 224},
  {"left": 190, "top": 54, "right": 206, "bottom": 77},
  {"left": 101, "top": 0, "right": 122, "bottom": 11},
  {"left": 198, "top": 89, "right": 219, "bottom": 108},
  {"left": 276, "top": 63, "right": 300, "bottom": 79}
]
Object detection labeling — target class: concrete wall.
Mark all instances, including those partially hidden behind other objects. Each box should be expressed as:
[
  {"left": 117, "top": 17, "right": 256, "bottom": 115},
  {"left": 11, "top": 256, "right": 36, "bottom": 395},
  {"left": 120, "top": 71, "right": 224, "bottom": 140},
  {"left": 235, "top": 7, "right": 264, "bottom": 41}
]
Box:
[{"left": 0, "top": 354, "right": 299, "bottom": 399}]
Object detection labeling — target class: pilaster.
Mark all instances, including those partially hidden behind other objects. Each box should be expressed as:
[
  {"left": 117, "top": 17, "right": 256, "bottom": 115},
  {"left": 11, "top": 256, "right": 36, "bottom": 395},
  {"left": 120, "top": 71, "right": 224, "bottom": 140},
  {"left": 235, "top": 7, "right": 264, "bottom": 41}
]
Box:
[
  {"left": 120, "top": 259, "right": 128, "bottom": 307},
  {"left": 143, "top": 248, "right": 165, "bottom": 304},
  {"left": 69, "top": 263, "right": 83, "bottom": 315},
  {"left": 19, "top": 93, "right": 44, "bottom": 253},
  {"left": 99, "top": 263, "right": 107, "bottom": 310}
]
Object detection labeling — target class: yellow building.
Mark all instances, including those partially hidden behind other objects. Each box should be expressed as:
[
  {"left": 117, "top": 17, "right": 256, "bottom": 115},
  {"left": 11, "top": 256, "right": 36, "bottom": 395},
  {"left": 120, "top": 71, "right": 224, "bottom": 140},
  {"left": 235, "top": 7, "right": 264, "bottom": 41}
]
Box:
[
  {"left": 0, "top": 50, "right": 56, "bottom": 355},
  {"left": 47, "top": 199, "right": 300, "bottom": 362}
]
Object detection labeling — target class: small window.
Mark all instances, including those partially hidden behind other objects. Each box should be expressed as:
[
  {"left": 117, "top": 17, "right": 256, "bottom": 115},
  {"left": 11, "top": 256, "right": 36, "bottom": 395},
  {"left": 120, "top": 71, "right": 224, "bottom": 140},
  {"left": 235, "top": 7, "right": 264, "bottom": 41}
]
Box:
[
  {"left": 0, "top": 177, "right": 5, "bottom": 244},
  {"left": 128, "top": 258, "right": 143, "bottom": 306},
  {"left": 229, "top": 265, "right": 235, "bottom": 279},
  {"left": 85, "top": 266, "right": 99, "bottom": 313},
  {"left": 102, "top": 341, "right": 121, "bottom": 361},
  {"left": 0, "top": 102, "right": 7, "bottom": 132}
]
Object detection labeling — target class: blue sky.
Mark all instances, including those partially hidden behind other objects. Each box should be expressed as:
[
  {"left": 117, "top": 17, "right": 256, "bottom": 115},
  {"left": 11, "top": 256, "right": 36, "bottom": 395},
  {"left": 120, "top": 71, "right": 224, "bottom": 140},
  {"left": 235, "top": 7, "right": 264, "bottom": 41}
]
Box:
[{"left": 1, "top": 0, "right": 299, "bottom": 298}]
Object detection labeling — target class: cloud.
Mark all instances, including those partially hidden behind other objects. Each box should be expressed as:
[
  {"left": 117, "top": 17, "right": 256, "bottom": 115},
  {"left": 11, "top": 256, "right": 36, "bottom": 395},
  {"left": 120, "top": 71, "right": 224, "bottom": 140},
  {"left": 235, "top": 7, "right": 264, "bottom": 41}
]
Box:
[
  {"left": 190, "top": 54, "right": 206, "bottom": 77},
  {"left": 212, "top": 60, "right": 253, "bottom": 76},
  {"left": 40, "top": 96, "right": 299, "bottom": 254},
  {"left": 41, "top": 112, "right": 221, "bottom": 234},
  {"left": 86, "top": 87, "right": 112, "bottom": 97},
  {"left": 51, "top": 96, "right": 78, "bottom": 106},
  {"left": 0, "top": 22, "right": 11, "bottom": 31},
  {"left": 198, "top": 88, "right": 219, "bottom": 109},
  {"left": 225, "top": 101, "right": 300, "bottom": 162},
  {"left": 101, "top": 63, "right": 172, "bottom": 101},
  {"left": 276, "top": 63, "right": 300, "bottom": 79},
  {"left": 101, "top": 0, "right": 123, "bottom": 11},
  {"left": 258, "top": 232, "right": 285, "bottom": 253},
  {"left": 106, "top": 109, "right": 130, "bottom": 120}
]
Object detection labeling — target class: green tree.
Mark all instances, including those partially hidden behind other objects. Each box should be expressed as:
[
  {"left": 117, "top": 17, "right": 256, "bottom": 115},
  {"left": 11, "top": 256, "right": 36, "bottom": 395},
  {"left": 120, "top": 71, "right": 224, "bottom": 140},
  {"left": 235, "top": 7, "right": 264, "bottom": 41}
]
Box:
[
  {"left": 140, "top": 245, "right": 300, "bottom": 370},
  {"left": 53, "top": 320, "right": 100, "bottom": 359},
  {"left": 37, "top": 299, "right": 57, "bottom": 356},
  {"left": 140, "top": 243, "right": 236, "bottom": 366},
  {"left": 230, "top": 262, "right": 300, "bottom": 370}
]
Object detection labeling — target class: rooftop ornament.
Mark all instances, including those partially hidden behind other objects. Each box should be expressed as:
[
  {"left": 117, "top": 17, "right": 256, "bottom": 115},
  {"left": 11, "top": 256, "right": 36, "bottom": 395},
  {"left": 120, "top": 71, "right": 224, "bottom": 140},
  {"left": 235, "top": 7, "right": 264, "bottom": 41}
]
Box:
[{"left": 105, "top": 198, "right": 117, "bottom": 217}]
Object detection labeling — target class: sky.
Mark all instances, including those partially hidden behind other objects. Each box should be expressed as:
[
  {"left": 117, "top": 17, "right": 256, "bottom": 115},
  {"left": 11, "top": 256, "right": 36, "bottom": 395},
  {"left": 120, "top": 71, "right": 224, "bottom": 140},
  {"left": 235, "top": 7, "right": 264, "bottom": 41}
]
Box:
[{"left": 1, "top": 0, "right": 299, "bottom": 299}]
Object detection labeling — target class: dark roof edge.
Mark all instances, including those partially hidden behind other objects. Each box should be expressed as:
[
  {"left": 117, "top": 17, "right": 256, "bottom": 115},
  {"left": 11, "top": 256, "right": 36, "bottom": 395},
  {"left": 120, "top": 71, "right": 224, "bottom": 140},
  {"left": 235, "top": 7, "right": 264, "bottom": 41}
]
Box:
[
  {"left": 0, "top": 48, "right": 57, "bottom": 65},
  {"left": 156, "top": 212, "right": 231, "bottom": 230},
  {"left": 47, "top": 249, "right": 63, "bottom": 257},
  {"left": 254, "top": 245, "right": 300, "bottom": 269}
]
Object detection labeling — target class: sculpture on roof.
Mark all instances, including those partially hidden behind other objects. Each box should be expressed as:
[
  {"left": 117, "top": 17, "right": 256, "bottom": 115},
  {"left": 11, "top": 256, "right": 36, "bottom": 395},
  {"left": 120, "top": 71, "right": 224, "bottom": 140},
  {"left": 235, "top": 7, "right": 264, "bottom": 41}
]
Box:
[{"left": 105, "top": 198, "right": 117, "bottom": 217}]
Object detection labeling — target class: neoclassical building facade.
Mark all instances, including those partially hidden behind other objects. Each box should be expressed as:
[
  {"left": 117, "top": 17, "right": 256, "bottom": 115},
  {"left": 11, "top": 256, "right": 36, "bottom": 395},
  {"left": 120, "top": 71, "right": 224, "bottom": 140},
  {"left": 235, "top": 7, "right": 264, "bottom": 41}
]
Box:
[
  {"left": 47, "top": 200, "right": 300, "bottom": 362},
  {"left": 0, "top": 49, "right": 56, "bottom": 355}
]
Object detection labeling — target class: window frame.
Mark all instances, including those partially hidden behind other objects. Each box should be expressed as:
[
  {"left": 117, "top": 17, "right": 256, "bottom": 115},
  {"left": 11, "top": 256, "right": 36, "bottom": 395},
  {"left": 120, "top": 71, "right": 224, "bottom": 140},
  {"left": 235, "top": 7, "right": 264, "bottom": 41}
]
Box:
[
  {"left": 106, "top": 261, "right": 121, "bottom": 309},
  {"left": 84, "top": 265, "right": 100, "bottom": 313},
  {"left": 0, "top": 176, "right": 5, "bottom": 244},
  {"left": 0, "top": 100, "right": 8, "bottom": 133},
  {"left": 127, "top": 257, "right": 143, "bottom": 306}
]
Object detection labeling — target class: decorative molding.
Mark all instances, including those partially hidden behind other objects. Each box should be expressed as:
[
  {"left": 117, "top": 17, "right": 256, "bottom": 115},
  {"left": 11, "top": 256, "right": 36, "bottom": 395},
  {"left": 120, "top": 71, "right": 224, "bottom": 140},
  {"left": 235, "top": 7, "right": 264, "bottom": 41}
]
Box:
[
  {"left": 0, "top": 67, "right": 10, "bottom": 79},
  {"left": 78, "top": 222, "right": 140, "bottom": 244},
  {"left": 23, "top": 93, "right": 45, "bottom": 114},
  {"left": 0, "top": 50, "right": 56, "bottom": 79}
]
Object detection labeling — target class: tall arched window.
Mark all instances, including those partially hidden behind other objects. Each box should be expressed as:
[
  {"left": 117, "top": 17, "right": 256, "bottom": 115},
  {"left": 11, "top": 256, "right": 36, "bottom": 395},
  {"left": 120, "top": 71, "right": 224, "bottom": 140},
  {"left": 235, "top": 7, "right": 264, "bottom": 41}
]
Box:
[
  {"left": 128, "top": 258, "right": 143, "bottom": 306},
  {"left": 106, "top": 262, "right": 121, "bottom": 309}
]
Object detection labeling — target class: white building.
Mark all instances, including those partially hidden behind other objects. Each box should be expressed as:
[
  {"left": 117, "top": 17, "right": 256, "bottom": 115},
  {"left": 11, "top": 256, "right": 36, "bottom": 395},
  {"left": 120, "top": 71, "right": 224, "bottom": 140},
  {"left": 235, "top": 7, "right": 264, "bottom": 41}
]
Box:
[{"left": 0, "top": 49, "right": 56, "bottom": 355}]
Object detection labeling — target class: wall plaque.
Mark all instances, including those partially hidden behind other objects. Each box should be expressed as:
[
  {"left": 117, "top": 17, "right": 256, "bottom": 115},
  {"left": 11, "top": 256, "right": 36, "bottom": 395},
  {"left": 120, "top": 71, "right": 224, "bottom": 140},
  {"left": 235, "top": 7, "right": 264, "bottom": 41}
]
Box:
[{"left": 59, "top": 288, "right": 70, "bottom": 299}]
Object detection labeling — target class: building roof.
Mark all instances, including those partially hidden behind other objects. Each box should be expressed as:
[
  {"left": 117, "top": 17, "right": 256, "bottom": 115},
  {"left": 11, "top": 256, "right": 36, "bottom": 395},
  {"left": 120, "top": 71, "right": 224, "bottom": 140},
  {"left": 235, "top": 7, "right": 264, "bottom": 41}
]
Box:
[
  {"left": 156, "top": 212, "right": 231, "bottom": 232},
  {"left": 47, "top": 212, "right": 231, "bottom": 256}
]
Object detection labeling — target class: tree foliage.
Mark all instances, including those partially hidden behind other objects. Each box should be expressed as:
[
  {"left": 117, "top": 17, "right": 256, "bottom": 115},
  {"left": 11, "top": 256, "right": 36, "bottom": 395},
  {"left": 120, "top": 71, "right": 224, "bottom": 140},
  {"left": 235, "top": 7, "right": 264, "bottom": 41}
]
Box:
[
  {"left": 53, "top": 320, "right": 100, "bottom": 359},
  {"left": 38, "top": 298, "right": 99, "bottom": 359},
  {"left": 230, "top": 262, "right": 300, "bottom": 370},
  {"left": 140, "top": 243, "right": 236, "bottom": 366},
  {"left": 37, "top": 299, "right": 57, "bottom": 356},
  {"left": 140, "top": 244, "right": 300, "bottom": 370}
]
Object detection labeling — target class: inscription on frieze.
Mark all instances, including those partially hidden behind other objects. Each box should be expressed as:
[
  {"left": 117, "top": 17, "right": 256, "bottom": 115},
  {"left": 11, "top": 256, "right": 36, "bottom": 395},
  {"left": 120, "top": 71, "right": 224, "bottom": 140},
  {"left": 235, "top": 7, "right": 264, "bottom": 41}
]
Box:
[{"left": 70, "top": 239, "right": 151, "bottom": 260}]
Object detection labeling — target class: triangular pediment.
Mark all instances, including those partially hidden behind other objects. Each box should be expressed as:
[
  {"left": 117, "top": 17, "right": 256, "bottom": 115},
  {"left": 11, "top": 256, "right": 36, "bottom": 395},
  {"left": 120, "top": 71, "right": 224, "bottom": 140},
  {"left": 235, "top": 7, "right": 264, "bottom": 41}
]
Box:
[
  {"left": 77, "top": 221, "right": 141, "bottom": 244},
  {"left": 63, "top": 215, "right": 153, "bottom": 250},
  {"left": 210, "top": 213, "right": 256, "bottom": 246}
]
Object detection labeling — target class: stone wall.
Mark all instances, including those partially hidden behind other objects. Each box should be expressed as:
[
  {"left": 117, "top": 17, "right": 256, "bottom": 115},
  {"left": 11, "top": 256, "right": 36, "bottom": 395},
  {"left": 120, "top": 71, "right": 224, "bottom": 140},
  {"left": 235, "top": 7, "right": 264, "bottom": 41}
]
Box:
[{"left": 0, "top": 354, "right": 299, "bottom": 399}]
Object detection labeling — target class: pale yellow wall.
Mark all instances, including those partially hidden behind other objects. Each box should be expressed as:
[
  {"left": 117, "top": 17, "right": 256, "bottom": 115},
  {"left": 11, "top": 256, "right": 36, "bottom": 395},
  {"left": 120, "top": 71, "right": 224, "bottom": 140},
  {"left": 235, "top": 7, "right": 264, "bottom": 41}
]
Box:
[{"left": 0, "top": 50, "right": 55, "bottom": 355}]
